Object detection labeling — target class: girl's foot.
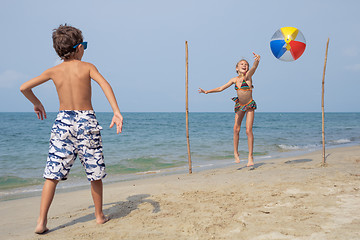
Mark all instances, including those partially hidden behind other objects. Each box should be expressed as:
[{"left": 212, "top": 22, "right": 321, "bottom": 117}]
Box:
[
  {"left": 234, "top": 153, "right": 240, "bottom": 163},
  {"left": 35, "top": 220, "right": 49, "bottom": 234},
  {"left": 246, "top": 157, "right": 254, "bottom": 167}
]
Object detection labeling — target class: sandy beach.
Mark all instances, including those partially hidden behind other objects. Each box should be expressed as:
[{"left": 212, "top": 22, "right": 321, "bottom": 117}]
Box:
[{"left": 1, "top": 145, "right": 359, "bottom": 240}]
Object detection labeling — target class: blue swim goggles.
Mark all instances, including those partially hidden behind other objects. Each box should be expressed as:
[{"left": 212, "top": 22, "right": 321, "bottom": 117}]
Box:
[{"left": 73, "top": 41, "right": 88, "bottom": 50}]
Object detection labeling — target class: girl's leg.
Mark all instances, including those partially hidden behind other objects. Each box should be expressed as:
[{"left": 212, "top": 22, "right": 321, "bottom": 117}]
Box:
[
  {"left": 234, "top": 111, "right": 245, "bottom": 163},
  {"left": 245, "top": 110, "right": 255, "bottom": 166},
  {"left": 90, "top": 179, "right": 109, "bottom": 224},
  {"left": 35, "top": 179, "right": 59, "bottom": 234}
]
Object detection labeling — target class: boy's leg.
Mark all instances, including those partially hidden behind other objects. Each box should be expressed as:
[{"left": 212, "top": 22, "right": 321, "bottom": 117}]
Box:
[
  {"left": 245, "top": 110, "right": 255, "bottom": 166},
  {"left": 233, "top": 111, "right": 245, "bottom": 163},
  {"left": 90, "top": 179, "right": 109, "bottom": 224},
  {"left": 77, "top": 112, "right": 107, "bottom": 223},
  {"left": 35, "top": 179, "right": 59, "bottom": 234}
]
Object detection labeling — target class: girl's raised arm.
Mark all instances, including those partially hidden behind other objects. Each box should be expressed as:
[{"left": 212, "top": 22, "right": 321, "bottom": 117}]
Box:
[
  {"left": 198, "top": 78, "right": 234, "bottom": 94},
  {"left": 246, "top": 52, "right": 261, "bottom": 79}
]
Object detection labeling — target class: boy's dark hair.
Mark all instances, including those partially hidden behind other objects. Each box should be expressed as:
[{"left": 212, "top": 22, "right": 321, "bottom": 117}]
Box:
[{"left": 52, "top": 24, "right": 83, "bottom": 60}]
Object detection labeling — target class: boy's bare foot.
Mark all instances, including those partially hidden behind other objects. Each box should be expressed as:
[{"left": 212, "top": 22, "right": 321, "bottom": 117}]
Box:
[
  {"left": 234, "top": 153, "right": 240, "bottom": 163},
  {"left": 35, "top": 221, "right": 49, "bottom": 234},
  {"left": 96, "top": 213, "right": 110, "bottom": 224}
]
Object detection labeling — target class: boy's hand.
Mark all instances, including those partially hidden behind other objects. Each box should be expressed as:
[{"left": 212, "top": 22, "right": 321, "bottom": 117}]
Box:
[
  {"left": 110, "top": 112, "right": 123, "bottom": 134},
  {"left": 34, "top": 104, "right": 47, "bottom": 120}
]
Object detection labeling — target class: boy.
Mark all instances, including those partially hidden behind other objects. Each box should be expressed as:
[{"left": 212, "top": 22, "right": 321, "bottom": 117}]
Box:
[{"left": 20, "top": 24, "right": 123, "bottom": 234}]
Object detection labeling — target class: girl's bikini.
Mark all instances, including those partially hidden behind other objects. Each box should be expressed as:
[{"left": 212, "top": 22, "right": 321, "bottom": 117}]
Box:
[{"left": 232, "top": 78, "right": 257, "bottom": 112}]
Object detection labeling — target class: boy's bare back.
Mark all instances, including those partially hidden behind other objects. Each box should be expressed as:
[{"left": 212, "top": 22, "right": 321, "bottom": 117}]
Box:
[
  {"left": 21, "top": 58, "right": 115, "bottom": 112},
  {"left": 46, "top": 60, "right": 94, "bottom": 110}
]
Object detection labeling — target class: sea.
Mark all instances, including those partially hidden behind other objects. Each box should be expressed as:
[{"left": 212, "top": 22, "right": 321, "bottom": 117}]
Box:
[{"left": 1, "top": 112, "right": 359, "bottom": 201}]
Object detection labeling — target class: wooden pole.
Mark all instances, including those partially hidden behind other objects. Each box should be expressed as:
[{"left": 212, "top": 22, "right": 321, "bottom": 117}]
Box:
[
  {"left": 322, "top": 38, "right": 329, "bottom": 166},
  {"left": 185, "top": 41, "right": 192, "bottom": 174}
]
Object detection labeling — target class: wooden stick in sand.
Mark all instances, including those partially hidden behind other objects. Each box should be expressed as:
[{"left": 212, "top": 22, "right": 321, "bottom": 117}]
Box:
[
  {"left": 322, "top": 38, "right": 330, "bottom": 166},
  {"left": 185, "top": 41, "right": 192, "bottom": 174}
]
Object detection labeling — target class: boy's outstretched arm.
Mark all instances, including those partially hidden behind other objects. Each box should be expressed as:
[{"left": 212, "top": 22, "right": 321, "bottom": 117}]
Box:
[
  {"left": 89, "top": 64, "right": 123, "bottom": 134},
  {"left": 20, "top": 71, "right": 51, "bottom": 120}
]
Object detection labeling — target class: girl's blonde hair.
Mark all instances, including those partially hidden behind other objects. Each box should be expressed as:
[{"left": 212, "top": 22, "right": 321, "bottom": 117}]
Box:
[{"left": 235, "top": 59, "right": 249, "bottom": 75}]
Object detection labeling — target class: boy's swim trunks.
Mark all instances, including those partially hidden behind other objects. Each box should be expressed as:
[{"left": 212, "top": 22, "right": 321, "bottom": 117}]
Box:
[
  {"left": 232, "top": 97, "right": 257, "bottom": 112},
  {"left": 43, "top": 110, "right": 106, "bottom": 181}
]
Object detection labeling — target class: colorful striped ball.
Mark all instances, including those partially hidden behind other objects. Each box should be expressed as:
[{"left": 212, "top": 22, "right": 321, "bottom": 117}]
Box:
[{"left": 270, "top": 27, "right": 306, "bottom": 62}]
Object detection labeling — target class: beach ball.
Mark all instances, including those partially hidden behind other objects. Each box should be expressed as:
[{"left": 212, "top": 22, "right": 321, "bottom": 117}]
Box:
[{"left": 270, "top": 27, "right": 306, "bottom": 61}]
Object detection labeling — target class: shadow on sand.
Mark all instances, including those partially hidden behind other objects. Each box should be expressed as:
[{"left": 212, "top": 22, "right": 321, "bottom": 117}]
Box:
[
  {"left": 237, "top": 162, "right": 267, "bottom": 171},
  {"left": 48, "top": 194, "right": 160, "bottom": 233},
  {"left": 284, "top": 159, "right": 312, "bottom": 164}
]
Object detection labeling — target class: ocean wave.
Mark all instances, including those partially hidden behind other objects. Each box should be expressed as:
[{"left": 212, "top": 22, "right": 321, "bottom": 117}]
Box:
[
  {"left": 277, "top": 144, "right": 301, "bottom": 150},
  {"left": 329, "top": 139, "right": 351, "bottom": 144},
  {"left": 0, "top": 176, "right": 43, "bottom": 191},
  {"left": 277, "top": 138, "right": 355, "bottom": 151},
  {"left": 196, "top": 163, "right": 214, "bottom": 168},
  {"left": 277, "top": 144, "right": 318, "bottom": 151},
  {"left": 106, "top": 157, "right": 186, "bottom": 175},
  {"left": 136, "top": 170, "right": 161, "bottom": 175}
]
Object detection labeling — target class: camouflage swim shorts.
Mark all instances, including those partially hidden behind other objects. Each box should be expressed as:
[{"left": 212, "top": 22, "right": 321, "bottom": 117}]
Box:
[{"left": 43, "top": 110, "right": 106, "bottom": 181}]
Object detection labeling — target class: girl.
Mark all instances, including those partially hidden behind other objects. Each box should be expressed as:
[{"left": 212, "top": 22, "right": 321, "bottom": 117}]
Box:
[{"left": 198, "top": 53, "right": 260, "bottom": 166}]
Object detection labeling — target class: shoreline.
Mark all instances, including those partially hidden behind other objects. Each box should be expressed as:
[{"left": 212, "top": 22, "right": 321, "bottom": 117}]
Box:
[
  {"left": 2, "top": 112, "right": 359, "bottom": 203},
  {"left": 1, "top": 142, "right": 358, "bottom": 202},
  {"left": 1, "top": 145, "right": 359, "bottom": 239}
]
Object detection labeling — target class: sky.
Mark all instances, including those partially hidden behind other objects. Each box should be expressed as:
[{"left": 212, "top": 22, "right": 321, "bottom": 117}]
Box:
[{"left": 1, "top": 0, "right": 359, "bottom": 112}]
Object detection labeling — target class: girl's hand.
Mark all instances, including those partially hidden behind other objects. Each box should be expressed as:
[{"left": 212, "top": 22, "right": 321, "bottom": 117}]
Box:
[
  {"left": 253, "top": 52, "right": 261, "bottom": 62},
  {"left": 198, "top": 88, "right": 207, "bottom": 94}
]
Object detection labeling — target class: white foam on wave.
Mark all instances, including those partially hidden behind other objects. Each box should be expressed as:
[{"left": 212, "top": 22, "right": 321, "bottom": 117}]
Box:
[
  {"left": 0, "top": 185, "right": 42, "bottom": 199},
  {"left": 331, "top": 139, "right": 351, "bottom": 144},
  {"left": 278, "top": 144, "right": 301, "bottom": 150},
  {"left": 278, "top": 144, "right": 318, "bottom": 151},
  {"left": 136, "top": 170, "right": 161, "bottom": 175},
  {"left": 196, "top": 163, "right": 214, "bottom": 168},
  {"left": 256, "top": 155, "right": 272, "bottom": 160}
]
